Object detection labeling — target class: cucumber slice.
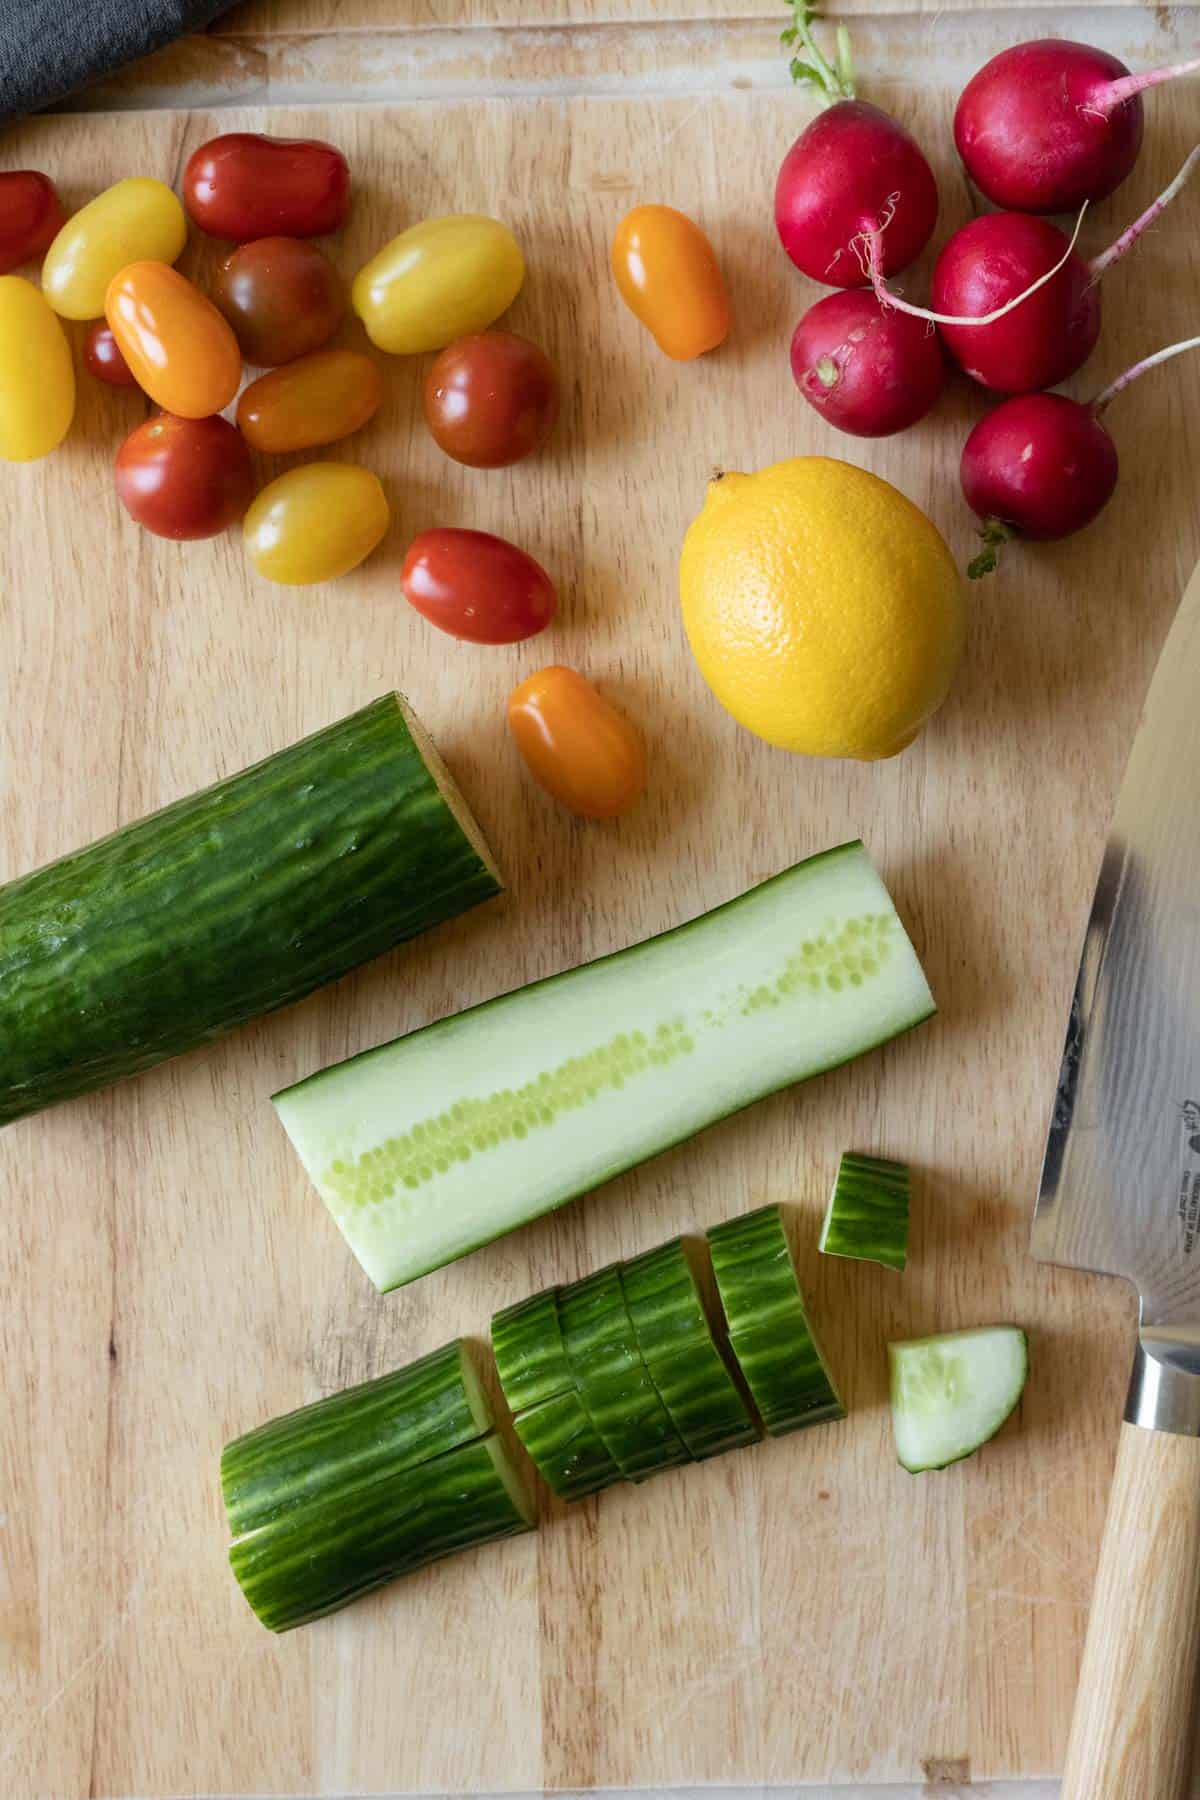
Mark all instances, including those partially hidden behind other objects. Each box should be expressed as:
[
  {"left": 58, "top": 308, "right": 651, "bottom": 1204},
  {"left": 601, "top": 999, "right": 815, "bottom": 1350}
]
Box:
[
  {"left": 491, "top": 1289, "right": 572, "bottom": 1414},
  {"left": 889, "top": 1327, "right": 1028, "bottom": 1473},
  {"left": 820, "top": 1152, "right": 911, "bottom": 1271},
  {"left": 221, "top": 1339, "right": 491, "bottom": 1540},
  {"left": 620, "top": 1238, "right": 759, "bottom": 1460},
  {"left": 274, "top": 842, "right": 934, "bottom": 1291},
  {"left": 229, "top": 1432, "right": 534, "bottom": 1633},
  {"left": 707, "top": 1205, "right": 844, "bottom": 1436},
  {"left": 512, "top": 1388, "right": 622, "bottom": 1502},
  {"left": 0, "top": 693, "right": 500, "bottom": 1126},
  {"left": 559, "top": 1265, "right": 691, "bottom": 1483}
]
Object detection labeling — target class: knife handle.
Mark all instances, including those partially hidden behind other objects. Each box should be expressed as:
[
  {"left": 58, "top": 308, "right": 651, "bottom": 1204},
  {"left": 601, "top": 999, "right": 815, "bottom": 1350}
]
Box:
[{"left": 1062, "top": 1419, "right": 1200, "bottom": 1799}]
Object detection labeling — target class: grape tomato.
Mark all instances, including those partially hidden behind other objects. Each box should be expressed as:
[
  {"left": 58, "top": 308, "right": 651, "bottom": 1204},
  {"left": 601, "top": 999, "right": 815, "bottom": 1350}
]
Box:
[
  {"left": 401, "top": 529, "right": 556, "bottom": 644},
  {"left": 214, "top": 237, "right": 344, "bottom": 366},
  {"left": 0, "top": 276, "right": 75, "bottom": 461},
  {"left": 237, "top": 350, "right": 382, "bottom": 453},
  {"left": 244, "top": 464, "right": 389, "bottom": 586},
  {"left": 611, "top": 204, "right": 730, "bottom": 361},
  {"left": 116, "top": 414, "right": 256, "bottom": 540},
  {"left": 0, "top": 171, "right": 65, "bottom": 275},
  {"left": 507, "top": 666, "right": 647, "bottom": 819},
  {"left": 42, "top": 178, "right": 186, "bottom": 320},
  {"left": 184, "top": 133, "right": 350, "bottom": 241},
  {"left": 352, "top": 215, "right": 524, "bottom": 356},
  {"left": 106, "top": 262, "right": 242, "bottom": 419},
  {"left": 84, "top": 322, "right": 138, "bottom": 387},
  {"left": 423, "top": 331, "right": 559, "bottom": 469}
]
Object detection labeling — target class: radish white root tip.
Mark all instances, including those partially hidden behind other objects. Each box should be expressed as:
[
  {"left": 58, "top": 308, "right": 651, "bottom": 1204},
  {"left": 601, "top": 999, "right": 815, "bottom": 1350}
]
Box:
[
  {"left": 867, "top": 204, "right": 1089, "bottom": 328},
  {"left": 1091, "top": 333, "right": 1200, "bottom": 415},
  {"left": 1088, "top": 143, "right": 1200, "bottom": 280}
]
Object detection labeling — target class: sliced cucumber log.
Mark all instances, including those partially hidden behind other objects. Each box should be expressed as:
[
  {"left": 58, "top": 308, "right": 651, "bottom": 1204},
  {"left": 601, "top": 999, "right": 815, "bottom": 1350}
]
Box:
[
  {"left": 0, "top": 694, "right": 501, "bottom": 1125},
  {"left": 491, "top": 1288, "right": 572, "bottom": 1415},
  {"left": 559, "top": 1265, "right": 691, "bottom": 1483},
  {"left": 889, "top": 1327, "right": 1028, "bottom": 1473},
  {"left": 708, "top": 1205, "right": 844, "bottom": 1436},
  {"left": 620, "top": 1238, "right": 760, "bottom": 1460},
  {"left": 275, "top": 842, "right": 934, "bottom": 1291},
  {"left": 221, "top": 1339, "right": 491, "bottom": 1539},
  {"left": 229, "top": 1432, "right": 534, "bottom": 1633},
  {"left": 820, "top": 1152, "right": 911, "bottom": 1272},
  {"left": 511, "top": 1388, "right": 622, "bottom": 1502}
]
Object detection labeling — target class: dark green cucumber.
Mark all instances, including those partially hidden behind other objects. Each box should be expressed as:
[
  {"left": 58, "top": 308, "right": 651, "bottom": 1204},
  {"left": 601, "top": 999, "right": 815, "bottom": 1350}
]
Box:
[
  {"left": 559, "top": 1265, "right": 690, "bottom": 1483},
  {"left": 821, "top": 1152, "right": 910, "bottom": 1271},
  {"left": 708, "top": 1205, "right": 844, "bottom": 1436},
  {"left": 512, "top": 1388, "right": 622, "bottom": 1501},
  {"left": 221, "top": 1339, "right": 492, "bottom": 1539},
  {"left": 229, "top": 1432, "right": 534, "bottom": 1633},
  {"left": 491, "top": 1289, "right": 573, "bottom": 1414},
  {"left": 0, "top": 694, "right": 500, "bottom": 1125},
  {"left": 620, "top": 1238, "right": 759, "bottom": 1460}
]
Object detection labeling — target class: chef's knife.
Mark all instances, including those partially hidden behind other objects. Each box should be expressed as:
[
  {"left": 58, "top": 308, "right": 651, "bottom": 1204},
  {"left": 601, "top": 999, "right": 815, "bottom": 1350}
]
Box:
[{"left": 1034, "top": 558, "right": 1200, "bottom": 1800}]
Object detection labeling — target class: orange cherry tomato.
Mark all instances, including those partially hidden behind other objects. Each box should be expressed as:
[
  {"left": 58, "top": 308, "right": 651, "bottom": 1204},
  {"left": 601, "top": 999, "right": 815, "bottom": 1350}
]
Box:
[
  {"left": 507, "top": 666, "right": 646, "bottom": 820},
  {"left": 105, "top": 261, "right": 242, "bottom": 418},
  {"left": 611, "top": 204, "right": 730, "bottom": 361}
]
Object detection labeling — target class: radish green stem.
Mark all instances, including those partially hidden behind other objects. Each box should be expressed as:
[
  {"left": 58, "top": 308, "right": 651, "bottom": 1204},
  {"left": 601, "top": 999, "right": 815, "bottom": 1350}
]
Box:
[
  {"left": 1091, "top": 334, "right": 1200, "bottom": 415},
  {"left": 865, "top": 204, "right": 1088, "bottom": 326},
  {"left": 1101, "top": 57, "right": 1200, "bottom": 112},
  {"left": 783, "top": 3, "right": 855, "bottom": 102},
  {"left": 1088, "top": 144, "right": 1200, "bottom": 279},
  {"left": 968, "top": 520, "right": 1012, "bottom": 582}
]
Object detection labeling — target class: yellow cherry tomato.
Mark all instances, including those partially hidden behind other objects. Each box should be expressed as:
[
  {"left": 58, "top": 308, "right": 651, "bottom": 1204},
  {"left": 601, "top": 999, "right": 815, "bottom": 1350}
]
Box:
[
  {"left": 507, "top": 666, "right": 647, "bottom": 820},
  {"left": 236, "top": 349, "right": 383, "bottom": 453},
  {"left": 105, "top": 262, "right": 242, "bottom": 419},
  {"left": 42, "top": 178, "right": 186, "bottom": 321},
  {"left": 611, "top": 204, "right": 730, "bottom": 361},
  {"left": 244, "top": 464, "right": 390, "bottom": 586},
  {"left": 351, "top": 215, "right": 524, "bottom": 355},
  {"left": 0, "top": 276, "right": 74, "bottom": 460}
]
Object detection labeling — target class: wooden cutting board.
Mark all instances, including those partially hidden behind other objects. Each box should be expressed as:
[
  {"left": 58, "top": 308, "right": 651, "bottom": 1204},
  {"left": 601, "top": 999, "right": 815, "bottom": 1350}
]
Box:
[{"left": 3, "top": 29, "right": 1199, "bottom": 1795}]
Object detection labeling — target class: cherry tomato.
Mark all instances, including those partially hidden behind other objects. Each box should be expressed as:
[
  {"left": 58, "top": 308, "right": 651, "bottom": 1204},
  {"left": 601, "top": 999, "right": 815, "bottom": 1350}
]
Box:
[
  {"left": 0, "top": 276, "right": 74, "bottom": 461},
  {"left": 352, "top": 215, "right": 523, "bottom": 355},
  {"left": 244, "top": 464, "right": 390, "bottom": 586},
  {"left": 401, "top": 529, "right": 556, "bottom": 644},
  {"left": 424, "top": 331, "right": 558, "bottom": 468},
  {"left": 0, "top": 171, "right": 65, "bottom": 274},
  {"left": 84, "top": 321, "right": 138, "bottom": 387},
  {"left": 42, "top": 179, "right": 186, "bottom": 321},
  {"left": 184, "top": 133, "right": 350, "bottom": 241},
  {"left": 116, "top": 414, "right": 255, "bottom": 540},
  {"left": 214, "top": 237, "right": 344, "bottom": 366},
  {"left": 611, "top": 204, "right": 730, "bottom": 361},
  {"left": 237, "top": 350, "right": 382, "bottom": 453},
  {"left": 507, "top": 666, "right": 646, "bottom": 819},
  {"left": 106, "top": 262, "right": 242, "bottom": 419}
]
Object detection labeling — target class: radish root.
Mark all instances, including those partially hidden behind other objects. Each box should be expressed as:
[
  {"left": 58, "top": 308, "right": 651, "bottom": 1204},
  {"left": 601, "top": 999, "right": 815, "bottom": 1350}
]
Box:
[
  {"left": 1100, "top": 57, "right": 1200, "bottom": 113},
  {"left": 862, "top": 205, "right": 1088, "bottom": 327},
  {"left": 1088, "top": 143, "right": 1200, "bottom": 279},
  {"left": 1091, "top": 333, "right": 1200, "bottom": 415}
]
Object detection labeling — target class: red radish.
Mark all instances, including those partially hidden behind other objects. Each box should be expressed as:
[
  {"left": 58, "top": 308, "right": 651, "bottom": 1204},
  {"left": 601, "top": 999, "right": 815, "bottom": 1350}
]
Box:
[
  {"left": 962, "top": 334, "right": 1200, "bottom": 577},
  {"left": 774, "top": 7, "right": 938, "bottom": 286},
  {"left": 789, "top": 290, "right": 945, "bottom": 436},
  {"left": 955, "top": 39, "right": 1200, "bottom": 213},
  {"left": 866, "top": 145, "right": 1199, "bottom": 393}
]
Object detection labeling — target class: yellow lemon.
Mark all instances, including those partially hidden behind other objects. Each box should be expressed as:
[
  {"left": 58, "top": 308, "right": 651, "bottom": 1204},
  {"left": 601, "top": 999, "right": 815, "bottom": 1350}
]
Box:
[{"left": 680, "top": 456, "right": 965, "bottom": 759}]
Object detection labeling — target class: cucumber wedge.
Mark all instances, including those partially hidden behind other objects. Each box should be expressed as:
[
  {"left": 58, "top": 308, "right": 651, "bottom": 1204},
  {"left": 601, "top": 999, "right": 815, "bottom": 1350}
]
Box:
[
  {"left": 512, "top": 1388, "right": 622, "bottom": 1502},
  {"left": 221, "top": 1339, "right": 491, "bottom": 1539},
  {"left": 820, "top": 1152, "right": 911, "bottom": 1272},
  {"left": 559, "top": 1265, "right": 691, "bottom": 1483},
  {"left": 0, "top": 694, "right": 500, "bottom": 1125},
  {"left": 889, "top": 1327, "right": 1028, "bottom": 1473},
  {"left": 620, "top": 1239, "right": 759, "bottom": 1460},
  {"left": 491, "top": 1289, "right": 572, "bottom": 1415},
  {"left": 708, "top": 1205, "right": 844, "bottom": 1436},
  {"left": 275, "top": 842, "right": 934, "bottom": 1290}
]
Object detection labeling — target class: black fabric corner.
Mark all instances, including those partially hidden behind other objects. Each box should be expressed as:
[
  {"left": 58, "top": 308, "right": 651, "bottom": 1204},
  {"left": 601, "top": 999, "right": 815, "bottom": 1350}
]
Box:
[{"left": 0, "top": 0, "right": 237, "bottom": 121}]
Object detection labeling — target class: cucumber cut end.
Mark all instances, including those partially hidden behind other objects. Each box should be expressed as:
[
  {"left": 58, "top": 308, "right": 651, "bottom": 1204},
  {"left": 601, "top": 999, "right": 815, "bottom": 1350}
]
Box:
[
  {"left": 458, "top": 1342, "right": 495, "bottom": 1438},
  {"left": 889, "top": 1326, "right": 1028, "bottom": 1473},
  {"left": 480, "top": 1431, "right": 537, "bottom": 1528},
  {"left": 820, "top": 1151, "right": 911, "bottom": 1272}
]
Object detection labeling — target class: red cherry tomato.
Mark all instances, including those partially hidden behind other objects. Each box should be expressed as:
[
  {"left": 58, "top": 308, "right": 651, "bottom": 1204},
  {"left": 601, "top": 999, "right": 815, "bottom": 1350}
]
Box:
[
  {"left": 0, "top": 172, "right": 66, "bottom": 275},
  {"left": 184, "top": 134, "right": 350, "bottom": 241},
  {"left": 115, "top": 414, "right": 256, "bottom": 540},
  {"left": 214, "top": 237, "right": 344, "bottom": 366},
  {"left": 401, "top": 529, "right": 556, "bottom": 645},
  {"left": 423, "top": 331, "right": 559, "bottom": 468},
  {"left": 83, "top": 321, "right": 138, "bottom": 387}
]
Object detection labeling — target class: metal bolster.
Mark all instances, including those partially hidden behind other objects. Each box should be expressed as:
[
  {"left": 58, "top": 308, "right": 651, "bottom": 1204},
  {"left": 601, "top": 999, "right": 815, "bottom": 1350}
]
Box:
[{"left": 1126, "top": 1335, "right": 1200, "bottom": 1436}]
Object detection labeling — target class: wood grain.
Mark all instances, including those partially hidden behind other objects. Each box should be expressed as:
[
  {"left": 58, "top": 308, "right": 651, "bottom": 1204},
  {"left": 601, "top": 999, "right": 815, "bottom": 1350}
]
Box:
[{"left": 1, "top": 54, "right": 1199, "bottom": 1800}]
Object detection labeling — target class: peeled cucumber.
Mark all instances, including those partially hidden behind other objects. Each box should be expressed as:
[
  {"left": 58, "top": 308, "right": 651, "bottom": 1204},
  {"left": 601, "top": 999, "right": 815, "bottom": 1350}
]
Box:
[
  {"left": 820, "top": 1152, "right": 911, "bottom": 1271},
  {"left": 889, "top": 1327, "right": 1028, "bottom": 1473}
]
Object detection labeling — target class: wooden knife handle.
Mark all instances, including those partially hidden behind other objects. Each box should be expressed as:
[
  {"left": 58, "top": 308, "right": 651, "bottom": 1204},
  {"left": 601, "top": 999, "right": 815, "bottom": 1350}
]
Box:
[{"left": 1062, "top": 1421, "right": 1200, "bottom": 1799}]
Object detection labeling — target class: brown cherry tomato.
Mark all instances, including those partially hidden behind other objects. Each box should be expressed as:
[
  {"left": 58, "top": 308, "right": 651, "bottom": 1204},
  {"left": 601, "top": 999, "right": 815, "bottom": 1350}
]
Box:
[
  {"left": 237, "top": 349, "right": 382, "bottom": 453},
  {"left": 106, "top": 262, "right": 242, "bottom": 418},
  {"left": 115, "top": 413, "right": 256, "bottom": 540},
  {"left": 611, "top": 204, "right": 730, "bottom": 361},
  {"left": 402, "top": 529, "right": 556, "bottom": 645},
  {"left": 507, "top": 666, "right": 646, "bottom": 819},
  {"left": 184, "top": 133, "right": 350, "bottom": 241},
  {"left": 423, "top": 330, "right": 558, "bottom": 469},
  {"left": 0, "top": 171, "right": 66, "bottom": 275},
  {"left": 214, "top": 237, "right": 344, "bottom": 366},
  {"left": 83, "top": 321, "right": 138, "bottom": 387}
]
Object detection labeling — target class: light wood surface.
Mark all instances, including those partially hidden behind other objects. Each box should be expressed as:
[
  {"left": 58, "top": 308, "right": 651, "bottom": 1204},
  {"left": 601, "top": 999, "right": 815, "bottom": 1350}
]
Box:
[
  {"left": 2, "top": 37, "right": 1200, "bottom": 1800},
  {"left": 1063, "top": 1424, "right": 1200, "bottom": 1800}
]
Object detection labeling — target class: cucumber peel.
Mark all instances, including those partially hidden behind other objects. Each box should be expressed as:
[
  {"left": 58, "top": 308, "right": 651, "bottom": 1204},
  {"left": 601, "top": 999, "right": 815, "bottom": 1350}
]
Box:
[
  {"left": 889, "top": 1326, "right": 1028, "bottom": 1473},
  {"left": 491, "top": 1288, "right": 573, "bottom": 1415},
  {"left": 511, "top": 1388, "right": 622, "bottom": 1501},
  {"left": 559, "top": 1264, "right": 691, "bottom": 1483},
  {"left": 820, "top": 1151, "right": 910, "bottom": 1271}
]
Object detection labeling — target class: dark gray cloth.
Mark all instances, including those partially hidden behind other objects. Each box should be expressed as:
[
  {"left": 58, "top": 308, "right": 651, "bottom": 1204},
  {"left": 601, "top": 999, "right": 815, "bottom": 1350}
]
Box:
[{"left": 1, "top": 0, "right": 237, "bottom": 121}]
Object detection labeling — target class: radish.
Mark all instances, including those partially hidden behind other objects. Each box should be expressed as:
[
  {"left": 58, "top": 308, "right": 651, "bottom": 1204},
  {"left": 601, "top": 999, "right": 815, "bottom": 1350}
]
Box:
[
  {"left": 962, "top": 335, "right": 1200, "bottom": 577},
  {"left": 789, "top": 290, "right": 945, "bottom": 436},
  {"left": 866, "top": 145, "right": 1199, "bottom": 393},
  {"left": 955, "top": 39, "right": 1200, "bottom": 213},
  {"left": 774, "top": 6, "right": 939, "bottom": 286}
]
